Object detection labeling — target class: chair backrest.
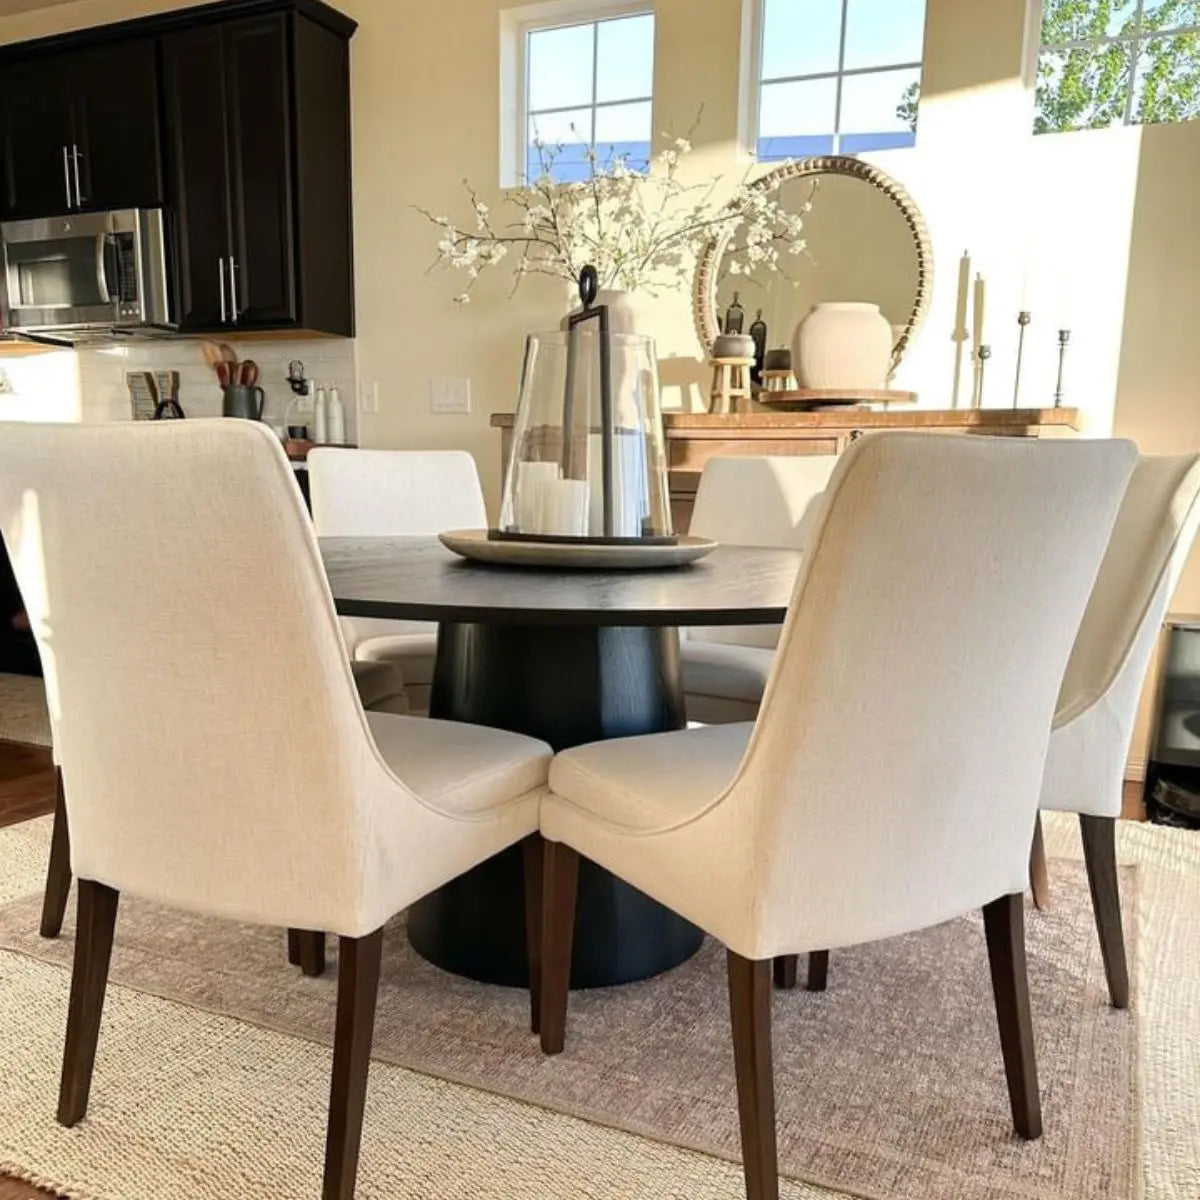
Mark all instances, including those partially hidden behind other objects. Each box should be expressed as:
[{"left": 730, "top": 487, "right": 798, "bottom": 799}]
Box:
[
  {"left": 688, "top": 455, "right": 839, "bottom": 649},
  {"left": 713, "top": 433, "right": 1136, "bottom": 955},
  {"left": 0, "top": 420, "right": 405, "bottom": 933},
  {"left": 1056, "top": 453, "right": 1200, "bottom": 726},
  {"left": 308, "top": 448, "right": 487, "bottom": 537}
]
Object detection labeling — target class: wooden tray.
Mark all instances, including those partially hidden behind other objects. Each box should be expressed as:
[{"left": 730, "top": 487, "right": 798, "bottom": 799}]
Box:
[{"left": 757, "top": 388, "right": 917, "bottom": 412}]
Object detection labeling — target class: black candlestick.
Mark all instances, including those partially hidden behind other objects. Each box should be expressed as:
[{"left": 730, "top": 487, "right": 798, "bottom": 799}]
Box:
[
  {"left": 1054, "top": 329, "right": 1070, "bottom": 408},
  {"left": 1013, "top": 312, "right": 1031, "bottom": 409}
]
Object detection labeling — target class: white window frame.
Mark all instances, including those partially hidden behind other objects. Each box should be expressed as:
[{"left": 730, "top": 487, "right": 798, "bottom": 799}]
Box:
[
  {"left": 742, "top": 0, "right": 926, "bottom": 160},
  {"left": 1036, "top": 0, "right": 1200, "bottom": 129},
  {"left": 500, "top": 0, "right": 655, "bottom": 188}
]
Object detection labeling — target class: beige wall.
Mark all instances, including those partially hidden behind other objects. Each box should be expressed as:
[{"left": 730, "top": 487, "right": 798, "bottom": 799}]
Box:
[{"left": 2, "top": 0, "right": 1199, "bottom": 763}]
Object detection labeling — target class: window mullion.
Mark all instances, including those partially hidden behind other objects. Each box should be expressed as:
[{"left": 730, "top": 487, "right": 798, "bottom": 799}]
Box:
[
  {"left": 590, "top": 20, "right": 600, "bottom": 148},
  {"left": 833, "top": 0, "right": 851, "bottom": 152},
  {"left": 1125, "top": 0, "right": 1147, "bottom": 125}
]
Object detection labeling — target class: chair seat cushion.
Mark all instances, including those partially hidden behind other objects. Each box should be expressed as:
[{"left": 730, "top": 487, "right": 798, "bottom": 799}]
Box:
[
  {"left": 351, "top": 660, "right": 409, "bottom": 713},
  {"left": 367, "top": 711, "right": 551, "bottom": 815},
  {"left": 680, "top": 641, "right": 775, "bottom": 702},
  {"left": 545, "top": 721, "right": 753, "bottom": 834},
  {"left": 355, "top": 629, "right": 438, "bottom": 687}
]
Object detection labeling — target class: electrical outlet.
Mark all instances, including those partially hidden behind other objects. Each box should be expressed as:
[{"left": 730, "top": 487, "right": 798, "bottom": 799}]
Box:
[
  {"left": 359, "top": 381, "right": 380, "bottom": 414},
  {"left": 431, "top": 377, "right": 471, "bottom": 414},
  {"left": 0, "top": 369, "right": 12, "bottom": 395}
]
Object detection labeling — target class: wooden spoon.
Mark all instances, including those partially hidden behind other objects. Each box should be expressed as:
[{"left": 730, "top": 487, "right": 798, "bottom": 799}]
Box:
[
  {"left": 240, "top": 360, "right": 259, "bottom": 387},
  {"left": 219, "top": 342, "right": 238, "bottom": 366},
  {"left": 200, "top": 341, "right": 224, "bottom": 369}
]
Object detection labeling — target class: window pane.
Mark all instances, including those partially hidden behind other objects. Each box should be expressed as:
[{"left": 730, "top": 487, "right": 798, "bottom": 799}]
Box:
[
  {"left": 1132, "top": 30, "right": 1200, "bottom": 125},
  {"left": 596, "top": 13, "right": 654, "bottom": 103},
  {"left": 844, "top": 0, "right": 926, "bottom": 70},
  {"left": 528, "top": 22, "right": 594, "bottom": 112},
  {"left": 838, "top": 67, "right": 922, "bottom": 150},
  {"left": 1041, "top": 0, "right": 1137, "bottom": 43},
  {"left": 1034, "top": 42, "right": 1134, "bottom": 132},
  {"left": 528, "top": 108, "right": 593, "bottom": 181},
  {"left": 594, "top": 100, "right": 652, "bottom": 168},
  {"left": 1141, "top": 0, "right": 1200, "bottom": 35},
  {"left": 757, "top": 77, "right": 837, "bottom": 160},
  {"left": 761, "top": 0, "right": 843, "bottom": 80}
]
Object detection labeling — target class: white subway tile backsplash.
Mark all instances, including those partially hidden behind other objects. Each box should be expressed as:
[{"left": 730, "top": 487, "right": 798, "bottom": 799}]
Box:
[{"left": 75, "top": 336, "right": 357, "bottom": 438}]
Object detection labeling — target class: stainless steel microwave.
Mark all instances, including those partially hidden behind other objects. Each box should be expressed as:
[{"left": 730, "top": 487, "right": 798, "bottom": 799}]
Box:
[{"left": 0, "top": 208, "right": 172, "bottom": 342}]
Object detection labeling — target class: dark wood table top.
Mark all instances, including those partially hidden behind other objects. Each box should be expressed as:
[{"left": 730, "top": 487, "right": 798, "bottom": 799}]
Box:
[{"left": 320, "top": 536, "right": 802, "bottom": 626}]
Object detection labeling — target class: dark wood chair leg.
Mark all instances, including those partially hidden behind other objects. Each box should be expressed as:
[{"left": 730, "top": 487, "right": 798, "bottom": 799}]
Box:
[
  {"left": 322, "top": 928, "right": 384, "bottom": 1200},
  {"left": 40, "top": 768, "right": 72, "bottom": 939},
  {"left": 292, "top": 930, "right": 327, "bottom": 977},
  {"left": 982, "top": 892, "right": 1042, "bottom": 1139},
  {"left": 772, "top": 955, "right": 797, "bottom": 990},
  {"left": 806, "top": 950, "right": 829, "bottom": 992},
  {"left": 1029, "top": 813, "right": 1051, "bottom": 911},
  {"left": 539, "top": 839, "right": 579, "bottom": 1055},
  {"left": 1080, "top": 814, "right": 1130, "bottom": 1009},
  {"left": 57, "top": 879, "right": 119, "bottom": 1127},
  {"left": 728, "top": 952, "right": 779, "bottom": 1200},
  {"left": 522, "top": 833, "right": 544, "bottom": 1035}
]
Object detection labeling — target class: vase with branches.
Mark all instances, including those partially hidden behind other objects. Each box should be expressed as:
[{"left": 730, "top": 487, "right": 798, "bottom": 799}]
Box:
[{"left": 420, "top": 133, "right": 810, "bottom": 314}]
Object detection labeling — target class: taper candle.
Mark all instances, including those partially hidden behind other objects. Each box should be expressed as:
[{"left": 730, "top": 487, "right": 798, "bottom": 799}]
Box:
[
  {"left": 954, "top": 251, "right": 970, "bottom": 337},
  {"left": 972, "top": 273, "right": 986, "bottom": 354}
]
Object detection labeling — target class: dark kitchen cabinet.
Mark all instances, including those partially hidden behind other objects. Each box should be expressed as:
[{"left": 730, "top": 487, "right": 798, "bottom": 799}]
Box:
[
  {"left": 73, "top": 40, "right": 164, "bottom": 212},
  {"left": 163, "top": 6, "right": 353, "bottom": 334},
  {"left": 0, "top": 0, "right": 355, "bottom": 336},
  {"left": 0, "top": 40, "right": 161, "bottom": 219},
  {"left": 0, "top": 57, "right": 75, "bottom": 217}
]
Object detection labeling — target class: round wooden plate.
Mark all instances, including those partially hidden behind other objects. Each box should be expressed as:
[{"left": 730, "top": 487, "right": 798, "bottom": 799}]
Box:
[
  {"left": 439, "top": 530, "right": 719, "bottom": 570},
  {"left": 757, "top": 388, "right": 917, "bottom": 412}
]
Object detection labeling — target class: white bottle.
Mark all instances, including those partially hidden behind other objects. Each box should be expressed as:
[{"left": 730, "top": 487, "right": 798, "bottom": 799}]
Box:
[
  {"left": 327, "top": 385, "right": 346, "bottom": 445},
  {"left": 313, "top": 385, "right": 328, "bottom": 444}
]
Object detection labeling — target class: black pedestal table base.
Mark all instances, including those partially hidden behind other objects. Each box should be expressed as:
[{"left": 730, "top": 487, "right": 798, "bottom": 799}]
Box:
[{"left": 407, "top": 621, "right": 704, "bottom": 988}]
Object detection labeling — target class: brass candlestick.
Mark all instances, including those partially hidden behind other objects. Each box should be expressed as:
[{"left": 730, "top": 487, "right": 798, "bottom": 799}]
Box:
[{"left": 1013, "top": 312, "right": 1031, "bottom": 409}]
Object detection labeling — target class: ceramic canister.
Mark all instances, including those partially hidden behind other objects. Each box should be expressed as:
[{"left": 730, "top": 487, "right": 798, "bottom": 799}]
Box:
[{"left": 793, "top": 302, "right": 893, "bottom": 390}]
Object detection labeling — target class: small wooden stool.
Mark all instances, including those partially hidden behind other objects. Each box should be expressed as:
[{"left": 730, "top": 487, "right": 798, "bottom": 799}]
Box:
[{"left": 709, "top": 357, "right": 753, "bottom": 414}]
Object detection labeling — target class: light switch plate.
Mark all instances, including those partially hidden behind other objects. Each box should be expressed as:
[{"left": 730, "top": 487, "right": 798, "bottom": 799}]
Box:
[{"left": 431, "top": 377, "right": 471, "bottom": 414}]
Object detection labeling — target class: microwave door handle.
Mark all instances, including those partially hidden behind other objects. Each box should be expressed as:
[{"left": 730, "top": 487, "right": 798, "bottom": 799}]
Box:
[
  {"left": 94, "top": 234, "right": 111, "bottom": 304},
  {"left": 62, "top": 146, "right": 73, "bottom": 210},
  {"left": 72, "top": 146, "right": 84, "bottom": 208}
]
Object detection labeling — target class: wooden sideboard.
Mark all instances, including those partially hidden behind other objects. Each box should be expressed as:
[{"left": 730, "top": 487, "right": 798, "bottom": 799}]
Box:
[{"left": 490, "top": 407, "right": 1081, "bottom": 531}]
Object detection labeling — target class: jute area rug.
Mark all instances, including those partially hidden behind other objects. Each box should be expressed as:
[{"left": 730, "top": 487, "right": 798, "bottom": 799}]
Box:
[{"left": 0, "top": 819, "right": 1158, "bottom": 1200}]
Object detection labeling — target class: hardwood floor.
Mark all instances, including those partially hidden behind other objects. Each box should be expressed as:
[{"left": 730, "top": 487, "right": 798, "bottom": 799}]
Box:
[{"left": 0, "top": 741, "right": 1151, "bottom": 1200}]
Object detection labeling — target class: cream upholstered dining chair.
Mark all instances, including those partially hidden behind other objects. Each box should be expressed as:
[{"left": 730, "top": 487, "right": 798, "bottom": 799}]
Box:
[
  {"left": 1032, "top": 452, "right": 1200, "bottom": 1007},
  {"left": 308, "top": 447, "right": 488, "bottom": 714},
  {"left": 535, "top": 433, "right": 1136, "bottom": 1200},
  {"left": 682, "top": 455, "right": 838, "bottom": 723},
  {"left": 0, "top": 421, "right": 549, "bottom": 1199}
]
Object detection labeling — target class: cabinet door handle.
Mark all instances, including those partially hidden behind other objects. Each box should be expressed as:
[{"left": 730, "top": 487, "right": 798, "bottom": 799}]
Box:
[
  {"left": 71, "top": 145, "right": 84, "bottom": 207},
  {"left": 228, "top": 256, "right": 239, "bottom": 324},
  {"left": 218, "top": 258, "right": 227, "bottom": 324},
  {"left": 62, "top": 146, "right": 73, "bottom": 209}
]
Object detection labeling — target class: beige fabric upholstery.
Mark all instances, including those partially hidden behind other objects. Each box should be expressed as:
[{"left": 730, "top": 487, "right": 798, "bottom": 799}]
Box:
[
  {"left": 679, "top": 642, "right": 772, "bottom": 724},
  {"left": 307, "top": 448, "right": 488, "bottom": 712},
  {"left": 351, "top": 660, "right": 410, "bottom": 714},
  {"left": 545, "top": 433, "right": 1136, "bottom": 961},
  {"left": 682, "top": 456, "right": 836, "bottom": 719},
  {"left": 0, "top": 421, "right": 547, "bottom": 938},
  {"left": 1042, "top": 454, "right": 1200, "bottom": 817}
]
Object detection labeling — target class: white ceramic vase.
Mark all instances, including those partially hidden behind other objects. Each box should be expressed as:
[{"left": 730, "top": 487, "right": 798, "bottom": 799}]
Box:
[
  {"left": 562, "top": 286, "right": 642, "bottom": 333},
  {"left": 793, "top": 302, "right": 893, "bottom": 391}
]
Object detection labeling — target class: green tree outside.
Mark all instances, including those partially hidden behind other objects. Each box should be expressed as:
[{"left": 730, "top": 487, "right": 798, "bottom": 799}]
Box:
[{"left": 895, "top": 0, "right": 1200, "bottom": 134}]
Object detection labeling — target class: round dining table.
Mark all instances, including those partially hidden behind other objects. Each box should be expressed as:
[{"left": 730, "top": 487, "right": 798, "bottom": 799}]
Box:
[{"left": 320, "top": 535, "right": 802, "bottom": 989}]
